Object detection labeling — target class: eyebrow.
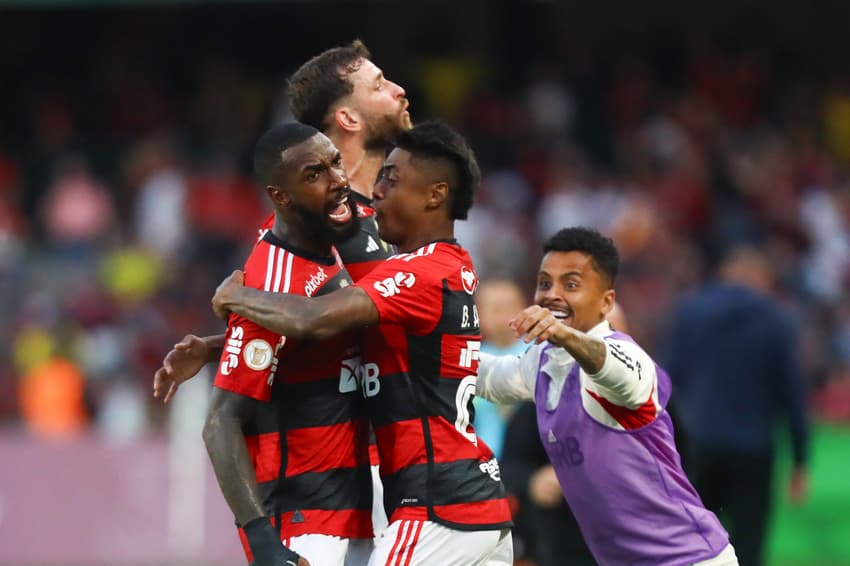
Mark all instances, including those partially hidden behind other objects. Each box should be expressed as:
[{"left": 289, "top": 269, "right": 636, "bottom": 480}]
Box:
[
  {"left": 300, "top": 151, "right": 341, "bottom": 172},
  {"left": 301, "top": 162, "right": 326, "bottom": 174},
  {"left": 538, "top": 270, "right": 583, "bottom": 278}
]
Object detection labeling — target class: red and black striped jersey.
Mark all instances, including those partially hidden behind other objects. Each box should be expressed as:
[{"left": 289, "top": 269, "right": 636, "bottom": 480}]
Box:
[
  {"left": 213, "top": 231, "right": 372, "bottom": 560},
  {"left": 355, "top": 240, "right": 513, "bottom": 531},
  {"left": 257, "top": 192, "right": 394, "bottom": 283}
]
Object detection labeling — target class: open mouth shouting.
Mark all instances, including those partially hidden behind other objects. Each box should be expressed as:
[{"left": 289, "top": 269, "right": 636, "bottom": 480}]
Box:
[{"left": 327, "top": 189, "right": 353, "bottom": 225}]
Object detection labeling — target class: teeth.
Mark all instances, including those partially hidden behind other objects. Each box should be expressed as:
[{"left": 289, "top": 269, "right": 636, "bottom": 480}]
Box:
[
  {"left": 546, "top": 308, "right": 569, "bottom": 320},
  {"left": 328, "top": 202, "right": 352, "bottom": 222}
]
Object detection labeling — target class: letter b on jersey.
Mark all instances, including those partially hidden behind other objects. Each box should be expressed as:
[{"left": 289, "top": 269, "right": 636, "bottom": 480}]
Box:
[{"left": 357, "top": 362, "right": 380, "bottom": 397}]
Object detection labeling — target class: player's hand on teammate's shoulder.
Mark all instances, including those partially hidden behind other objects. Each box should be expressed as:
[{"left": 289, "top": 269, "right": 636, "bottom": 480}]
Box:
[
  {"left": 212, "top": 269, "right": 246, "bottom": 320},
  {"left": 152, "top": 334, "right": 211, "bottom": 403}
]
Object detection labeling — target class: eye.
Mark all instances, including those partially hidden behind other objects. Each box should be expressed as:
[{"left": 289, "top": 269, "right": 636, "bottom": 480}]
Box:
[
  {"left": 537, "top": 280, "right": 551, "bottom": 290},
  {"left": 307, "top": 171, "right": 319, "bottom": 182},
  {"left": 565, "top": 281, "right": 579, "bottom": 290}
]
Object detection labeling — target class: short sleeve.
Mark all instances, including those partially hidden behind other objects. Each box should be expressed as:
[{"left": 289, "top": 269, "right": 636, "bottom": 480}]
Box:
[
  {"left": 355, "top": 256, "right": 442, "bottom": 335},
  {"left": 213, "top": 314, "right": 282, "bottom": 401}
]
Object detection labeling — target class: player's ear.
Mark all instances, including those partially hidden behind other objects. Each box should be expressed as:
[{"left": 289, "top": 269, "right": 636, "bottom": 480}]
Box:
[
  {"left": 425, "top": 181, "right": 449, "bottom": 211},
  {"left": 334, "top": 105, "right": 360, "bottom": 133},
  {"left": 600, "top": 288, "right": 616, "bottom": 316},
  {"left": 267, "top": 185, "right": 292, "bottom": 208}
]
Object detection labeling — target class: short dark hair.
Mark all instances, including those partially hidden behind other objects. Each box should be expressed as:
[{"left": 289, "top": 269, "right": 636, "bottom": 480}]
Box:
[
  {"left": 286, "top": 40, "right": 372, "bottom": 131},
  {"left": 253, "top": 122, "right": 321, "bottom": 186},
  {"left": 394, "top": 121, "right": 480, "bottom": 220},
  {"left": 543, "top": 227, "right": 619, "bottom": 287}
]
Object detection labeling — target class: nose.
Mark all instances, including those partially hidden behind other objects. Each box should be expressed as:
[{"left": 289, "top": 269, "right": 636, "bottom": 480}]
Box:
[
  {"left": 329, "top": 164, "right": 347, "bottom": 188},
  {"left": 389, "top": 80, "right": 406, "bottom": 100}
]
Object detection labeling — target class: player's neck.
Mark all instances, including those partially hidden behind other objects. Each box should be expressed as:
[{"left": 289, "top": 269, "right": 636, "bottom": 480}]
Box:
[
  {"left": 331, "top": 134, "right": 385, "bottom": 199},
  {"left": 271, "top": 214, "right": 332, "bottom": 258},
  {"left": 396, "top": 220, "right": 455, "bottom": 254}
]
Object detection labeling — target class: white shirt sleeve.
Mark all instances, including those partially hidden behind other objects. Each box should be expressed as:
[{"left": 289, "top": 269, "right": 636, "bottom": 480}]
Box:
[
  {"left": 476, "top": 348, "right": 539, "bottom": 404},
  {"left": 586, "top": 337, "right": 657, "bottom": 409}
]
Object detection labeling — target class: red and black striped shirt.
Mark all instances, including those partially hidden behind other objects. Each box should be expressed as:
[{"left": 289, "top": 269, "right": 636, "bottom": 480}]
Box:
[
  {"left": 355, "top": 240, "right": 513, "bottom": 531},
  {"left": 214, "top": 231, "right": 372, "bottom": 560}
]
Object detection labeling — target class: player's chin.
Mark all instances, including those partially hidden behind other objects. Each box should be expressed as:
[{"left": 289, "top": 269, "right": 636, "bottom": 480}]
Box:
[{"left": 328, "top": 215, "right": 360, "bottom": 243}]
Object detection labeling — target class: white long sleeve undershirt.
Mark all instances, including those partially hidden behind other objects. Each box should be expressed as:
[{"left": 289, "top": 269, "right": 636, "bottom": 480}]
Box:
[{"left": 476, "top": 320, "right": 659, "bottom": 426}]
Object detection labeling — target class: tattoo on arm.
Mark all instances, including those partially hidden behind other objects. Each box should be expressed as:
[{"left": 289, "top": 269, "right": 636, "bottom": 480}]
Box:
[
  {"left": 551, "top": 327, "right": 607, "bottom": 375},
  {"left": 226, "top": 286, "right": 379, "bottom": 340},
  {"left": 203, "top": 388, "right": 266, "bottom": 526}
]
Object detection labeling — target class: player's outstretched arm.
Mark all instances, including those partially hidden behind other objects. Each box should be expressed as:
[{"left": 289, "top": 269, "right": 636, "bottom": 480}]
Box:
[
  {"left": 212, "top": 270, "right": 379, "bottom": 340},
  {"left": 153, "top": 334, "right": 224, "bottom": 403},
  {"left": 203, "top": 388, "right": 307, "bottom": 566},
  {"left": 510, "top": 305, "right": 607, "bottom": 375}
]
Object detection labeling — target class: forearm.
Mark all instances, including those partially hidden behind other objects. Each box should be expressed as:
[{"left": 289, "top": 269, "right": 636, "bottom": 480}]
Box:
[
  {"left": 476, "top": 352, "right": 534, "bottom": 404},
  {"left": 551, "top": 329, "right": 654, "bottom": 407},
  {"left": 223, "top": 286, "right": 318, "bottom": 338},
  {"left": 549, "top": 326, "right": 607, "bottom": 375},
  {"left": 203, "top": 412, "right": 265, "bottom": 525}
]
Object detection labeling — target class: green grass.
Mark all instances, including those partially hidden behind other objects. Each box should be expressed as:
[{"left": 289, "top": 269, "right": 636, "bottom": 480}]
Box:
[{"left": 767, "top": 424, "right": 850, "bottom": 566}]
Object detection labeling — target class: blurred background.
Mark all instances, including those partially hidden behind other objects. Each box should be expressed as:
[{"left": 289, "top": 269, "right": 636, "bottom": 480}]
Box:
[{"left": 1, "top": 0, "right": 849, "bottom": 564}]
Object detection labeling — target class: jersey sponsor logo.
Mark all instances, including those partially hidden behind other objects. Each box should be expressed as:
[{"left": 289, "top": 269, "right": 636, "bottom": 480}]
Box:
[
  {"left": 373, "top": 271, "right": 416, "bottom": 297},
  {"left": 459, "top": 340, "right": 481, "bottom": 368},
  {"left": 304, "top": 266, "right": 328, "bottom": 297},
  {"left": 365, "top": 235, "right": 380, "bottom": 253},
  {"left": 339, "top": 356, "right": 361, "bottom": 393},
  {"left": 358, "top": 362, "right": 381, "bottom": 397},
  {"left": 479, "top": 457, "right": 501, "bottom": 481},
  {"left": 460, "top": 265, "right": 478, "bottom": 294},
  {"left": 548, "top": 435, "right": 585, "bottom": 466},
  {"left": 257, "top": 228, "right": 269, "bottom": 243},
  {"left": 220, "top": 326, "right": 245, "bottom": 376},
  {"left": 243, "top": 339, "right": 273, "bottom": 371}
]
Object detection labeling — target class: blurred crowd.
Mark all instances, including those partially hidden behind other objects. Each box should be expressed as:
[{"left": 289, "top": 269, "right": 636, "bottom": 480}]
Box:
[{"left": 3, "top": 35, "right": 850, "bottom": 441}]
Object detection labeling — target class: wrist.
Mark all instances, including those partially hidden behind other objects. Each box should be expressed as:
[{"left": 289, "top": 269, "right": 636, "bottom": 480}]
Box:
[
  {"left": 243, "top": 517, "right": 300, "bottom": 565},
  {"left": 201, "top": 335, "right": 224, "bottom": 361}
]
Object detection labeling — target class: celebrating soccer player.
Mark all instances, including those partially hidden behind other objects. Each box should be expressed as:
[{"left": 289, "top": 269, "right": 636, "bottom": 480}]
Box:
[
  {"left": 475, "top": 227, "right": 739, "bottom": 566},
  {"left": 212, "top": 122, "right": 514, "bottom": 566},
  {"left": 203, "top": 123, "right": 374, "bottom": 566}
]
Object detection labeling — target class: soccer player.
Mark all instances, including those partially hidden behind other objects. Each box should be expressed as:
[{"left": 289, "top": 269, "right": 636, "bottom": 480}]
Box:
[
  {"left": 154, "top": 40, "right": 409, "bottom": 402},
  {"left": 203, "top": 123, "right": 372, "bottom": 566},
  {"left": 211, "top": 122, "right": 513, "bottom": 566},
  {"left": 152, "top": 42, "right": 410, "bottom": 557},
  {"left": 475, "top": 227, "right": 738, "bottom": 566}
]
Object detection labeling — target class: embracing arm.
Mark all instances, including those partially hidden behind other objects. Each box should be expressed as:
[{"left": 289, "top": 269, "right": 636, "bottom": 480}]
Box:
[
  {"left": 153, "top": 334, "right": 225, "bottom": 403},
  {"left": 212, "top": 270, "right": 379, "bottom": 340}
]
